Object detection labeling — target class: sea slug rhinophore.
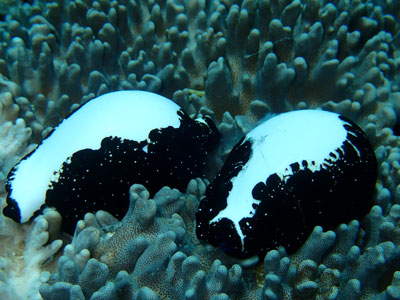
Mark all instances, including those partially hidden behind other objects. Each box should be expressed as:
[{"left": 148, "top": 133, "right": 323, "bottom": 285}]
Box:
[
  {"left": 196, "top": 109, "right": 377, "bottom": 259},
  {"left": 3, "top": 90, "right": 219, "bottom": 234}
]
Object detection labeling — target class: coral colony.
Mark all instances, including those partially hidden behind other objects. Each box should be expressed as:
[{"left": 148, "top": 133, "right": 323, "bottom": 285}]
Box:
[{"left": 0, "top": 1, "right": 399, "bottom": 300}]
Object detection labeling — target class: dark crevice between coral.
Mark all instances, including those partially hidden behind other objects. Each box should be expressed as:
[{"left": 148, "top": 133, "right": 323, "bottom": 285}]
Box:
[
  {"left": 392, "top": 121, "right": 400, "bottom": 136},
  {"left": 378, "top": 269, "right": 396, "bottom": 292}
]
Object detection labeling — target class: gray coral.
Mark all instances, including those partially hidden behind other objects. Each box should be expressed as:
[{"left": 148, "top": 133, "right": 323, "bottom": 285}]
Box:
[
  {"left": 38, "top": 180, "right": 400, "bottom": 300},
  {"left": 0, "top": 0, "right": 399, "bottom": 300},
  {"left": 0, "top": 0, "right": 398, "bottom": 141},
  {"left": 39, "top": 181, "right": 249, "bottom": 300}
]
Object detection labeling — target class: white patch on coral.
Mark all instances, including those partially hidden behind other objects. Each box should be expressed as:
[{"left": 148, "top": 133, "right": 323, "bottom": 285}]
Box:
[
  {"left": 0, "top": 118, "right": 32, "bottom": 183},
  {"left": 0, "top": 209, "right": 62, "bottom": 300}
]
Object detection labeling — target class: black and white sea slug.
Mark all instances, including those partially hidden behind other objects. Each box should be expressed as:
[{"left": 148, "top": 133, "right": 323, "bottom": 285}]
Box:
[
  {"left": 196, "top": 109, "right": 377, "bottom": 259},
  {"left": 3, "top": 90, "right": 219, "bottom": 234}
]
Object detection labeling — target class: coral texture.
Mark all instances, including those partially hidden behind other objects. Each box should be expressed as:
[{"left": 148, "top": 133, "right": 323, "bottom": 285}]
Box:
[
  {"left": 0, "top": 209, "right": 62, "bottom": 300},
  {"left": 0, "top": 0, "right": 398, "bottom": 140},
  {"left": 40, "top": 182, "right": 251, "bottom": 300},
  {"left": 0, "top": 0, "right": 399, "bottom": 299},
  {"left": 38, "top": 181, "right": 400, "bottom": 300}
]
